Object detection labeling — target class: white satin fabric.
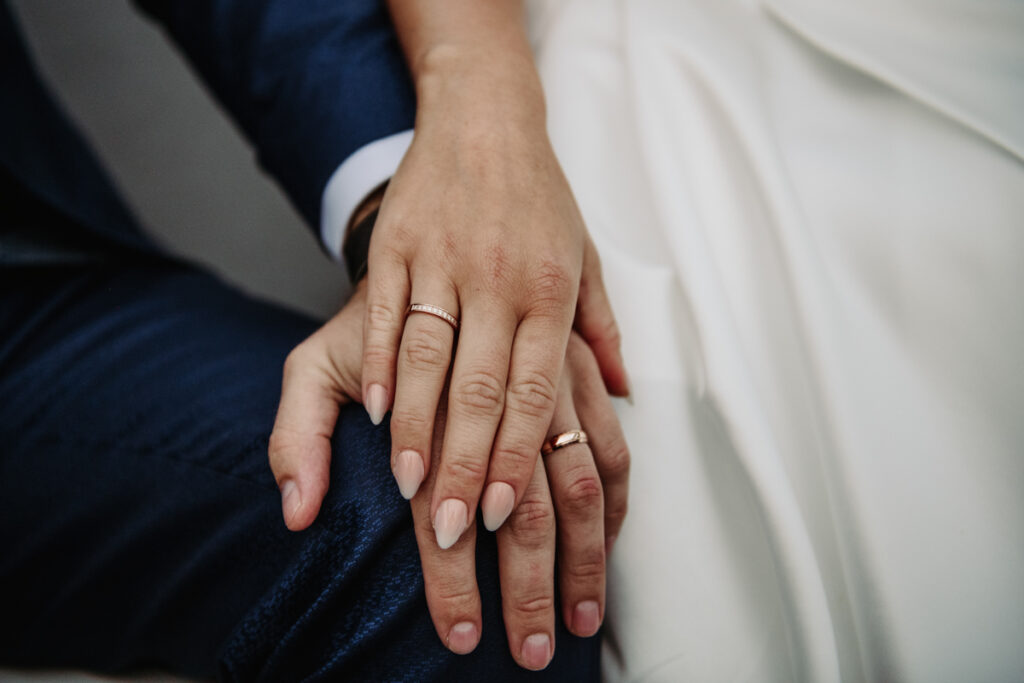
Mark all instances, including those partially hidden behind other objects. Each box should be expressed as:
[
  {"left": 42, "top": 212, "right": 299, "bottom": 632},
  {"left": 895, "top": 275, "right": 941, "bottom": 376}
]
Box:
[{"left": 527, "top": 1, "right": 1024, "bottom": 680}]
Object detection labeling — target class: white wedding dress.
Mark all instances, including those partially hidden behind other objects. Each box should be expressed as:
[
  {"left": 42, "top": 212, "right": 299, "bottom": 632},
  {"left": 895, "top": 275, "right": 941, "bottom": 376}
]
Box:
[
  {"left": 528, "top": 0, "right": 1024, "bottom": 680},
  {"left": 6, "top": 2, "right": 1020, "bottom": 682}
]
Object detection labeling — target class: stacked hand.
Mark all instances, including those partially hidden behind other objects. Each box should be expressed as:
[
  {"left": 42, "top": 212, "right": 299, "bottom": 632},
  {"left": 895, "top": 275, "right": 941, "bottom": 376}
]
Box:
[
  {"left": 269, "top": 0, "right": 630, "bottom": 669},
  {"left": 270, "top": 280, "right": 629, "bottom": 670}
]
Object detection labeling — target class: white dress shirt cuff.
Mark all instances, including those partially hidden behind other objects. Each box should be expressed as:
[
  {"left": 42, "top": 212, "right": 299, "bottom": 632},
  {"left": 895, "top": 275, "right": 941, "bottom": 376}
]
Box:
[{"left": 319, "top": 129, "right": 414, "bottom": 265}]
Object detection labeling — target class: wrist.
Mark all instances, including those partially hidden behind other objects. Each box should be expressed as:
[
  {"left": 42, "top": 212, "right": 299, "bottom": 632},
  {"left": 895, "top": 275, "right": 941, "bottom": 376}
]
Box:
[{"left": 414, "top": 44, "right": 546, "bottom": 131}]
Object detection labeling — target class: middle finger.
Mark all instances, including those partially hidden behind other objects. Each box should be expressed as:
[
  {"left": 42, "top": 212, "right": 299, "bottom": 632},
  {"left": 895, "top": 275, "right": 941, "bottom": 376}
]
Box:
[{"left": 430, "top": 297, "right": 517, "bottom": 549}]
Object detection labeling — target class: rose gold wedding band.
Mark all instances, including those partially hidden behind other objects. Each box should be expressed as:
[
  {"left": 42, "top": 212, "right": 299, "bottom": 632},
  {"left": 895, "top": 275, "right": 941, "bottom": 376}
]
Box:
[
  {"left": 541, "top": 429, "right": 589, "bottom": 456},
  {"left": 407, "top": 303, "right": 459, "bottom": 330}
]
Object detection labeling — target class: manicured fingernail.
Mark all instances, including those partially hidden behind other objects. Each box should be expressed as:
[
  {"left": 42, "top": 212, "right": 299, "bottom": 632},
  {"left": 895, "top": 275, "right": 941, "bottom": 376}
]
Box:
[
  {"left": 521, "top": 633, "right": 551, "bottom": 670},
  {"left": 573, "top": 600, "right": 601, "bottom": 636},
  {"left": 393, "top": 450, "right": 424, "bottom": 500},
  {"left": 365, "top": 383, "right": 388, "bottom": 425},
  {"left": 280, "top": 479, "right": 301, "bottom": 526},
  {"left": 481, "top": 482, "right": 515, "bottom": 531},
  {"left": 433, "top": 499, "right": 468, "bottom": 550},
  {"left": 446, "top": 621, "right": 479, "bottom": 654}
]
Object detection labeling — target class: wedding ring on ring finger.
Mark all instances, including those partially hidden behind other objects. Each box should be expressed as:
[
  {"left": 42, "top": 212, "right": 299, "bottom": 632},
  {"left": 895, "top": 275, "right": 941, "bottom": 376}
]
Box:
[
  {"left": 407, "top": 303, "right": 459, "bottom": 330},
  {"left": 541, "top": 429, "right": 589, "bottom": 457}
]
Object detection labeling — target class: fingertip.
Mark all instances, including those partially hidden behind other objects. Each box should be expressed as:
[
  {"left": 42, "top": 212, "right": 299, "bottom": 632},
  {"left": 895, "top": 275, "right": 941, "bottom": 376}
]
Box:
[
  {"left": 481, "top": 481, "right": 515, "bottom": 531},
  {"left": 365, "top": 382, "right": 389, "bottom": 425},
  {"left": 571, "top": 600, "right": 601, "bottom": 637},
  {"left": 521, "top": 633, "right": 553, "bottom": 671},
  {"left": 279, "top": 478, "right": 305, "bottom": 531},
  {"left": 433, "top": 498, "right": 469, "bottom": 550},
  {"left": 446, "top": 621, "right": 480, "bottom": 655},
  {"left": 394, "top": 449, "right": 425, "bottom": 500}
]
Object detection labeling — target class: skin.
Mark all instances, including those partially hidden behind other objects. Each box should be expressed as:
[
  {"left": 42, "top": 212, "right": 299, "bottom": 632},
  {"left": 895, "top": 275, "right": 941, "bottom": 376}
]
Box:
[
  {"left": 269, "top": 284, "right": 630, "bottom": 669},
  {"left": 359, "top": 0, "right": 630, "bottom": 555},
  {"left": 270, "top": 0, "right": 633, "bottom": 668}
]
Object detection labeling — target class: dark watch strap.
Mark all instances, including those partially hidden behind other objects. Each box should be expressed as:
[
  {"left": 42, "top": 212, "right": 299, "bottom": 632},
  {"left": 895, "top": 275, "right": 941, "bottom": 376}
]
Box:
[{"left": 342, "top": 206, "right": 379, "bottom": 283}]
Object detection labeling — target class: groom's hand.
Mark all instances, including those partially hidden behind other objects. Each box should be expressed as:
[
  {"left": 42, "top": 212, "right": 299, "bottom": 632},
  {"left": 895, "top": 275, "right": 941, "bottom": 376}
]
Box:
[
  {"left": 412, "top": 334, "right": 630, "bottom": 670},
  {"left": 268, "top": 282, "right": 630, "bottom": 669}
]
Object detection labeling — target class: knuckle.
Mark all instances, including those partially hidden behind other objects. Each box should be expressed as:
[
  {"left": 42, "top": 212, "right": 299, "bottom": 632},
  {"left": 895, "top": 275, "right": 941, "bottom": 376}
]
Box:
[
  {"left": 376, "top": 220, "right": 416, "bottom": 249},
  {"left": 506, "top": 371, "right": 557, "bottom": 420},
  {"left": 508, "top": 497, "right": 555, "bottom": 541},
  {"left": 402, "top": 327, "right": 450, "bottom": 371},
  {"left": 481, "top": 242, "right": 512, "bottom": 290},
  {"left": 388, "top": 410, "right": 432, "bottom": 437},
  {"left": 605, "top": 501, "right": 629, "bottom": 533},
  {"left": 602, "top": 442, "right": 631, "bottom": 481},
  {"left": 564, "top": 548, "right": 605, "bottom": 583},
  {"left": 443, "top": 454, "right": 489, "bottom": 483},
  {"left": 432, "top": 577, "right": 478, "bottom": 606},
  {"left": 492, "top": 445, "right": 534, "bottom": 473},
  {"left": 526, "top": 261, "right": 573, "bottom": 309},
  {"left": 510, "top": 591, "right": 555, "bottom": 620},
  {"left": 366, "top": 301, "right": 400, "bottom": 329},
  {"left": 362, "top": 344, "right": 394, "bottom": 370},
  {"left": 452, "top": 370, "right": 505, "bottom": 417},
  {"left": 561, "top": 472, "right": 604, "bottom": 517}
]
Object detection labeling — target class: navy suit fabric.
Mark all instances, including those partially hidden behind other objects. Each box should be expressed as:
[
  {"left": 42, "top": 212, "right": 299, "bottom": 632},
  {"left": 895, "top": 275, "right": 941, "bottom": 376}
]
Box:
[
  {"left": 0, "top": 263, "right": 600, "bottom": 681},
  {"left": 0, "top": 2, "right": 601, "bottom": 681}
]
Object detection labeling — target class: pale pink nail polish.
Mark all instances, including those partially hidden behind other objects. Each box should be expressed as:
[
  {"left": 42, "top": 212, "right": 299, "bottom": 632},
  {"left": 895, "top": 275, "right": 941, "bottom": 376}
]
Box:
[
  {"left": 481, "top": 482, "right": 515, "bottom": 531},
  {"left": 521, "top": 633, "right": 552, "bottom": 670},
  {"left": 573, "top": 600, "right": 601, "bottom": 636},
  {"left": 433, "top": 499, "right": 468, "bottom": 550},
  {"left": 365, "top": 383, "right": 388, "bottom": 425},
  {"left": 394, "top": 450, "right": 424, "bottom": 500},
  {"left": 447, "top": 621, "right": 479, "bottom": 654}
]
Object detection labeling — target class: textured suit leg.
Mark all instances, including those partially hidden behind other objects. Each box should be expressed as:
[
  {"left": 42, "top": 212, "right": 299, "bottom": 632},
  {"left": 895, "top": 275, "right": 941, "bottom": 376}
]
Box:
[{"left": 0, "top": 261, "right": 599, "bottom": 682}]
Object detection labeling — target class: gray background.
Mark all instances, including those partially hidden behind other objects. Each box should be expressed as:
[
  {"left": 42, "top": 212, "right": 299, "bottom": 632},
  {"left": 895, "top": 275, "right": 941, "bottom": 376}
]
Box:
[
  {"left": 4, "top": 5, "right": 344, "bottom": 678},
  {"left": 10, "top": 0, "right": 347, "bottom": 320}
]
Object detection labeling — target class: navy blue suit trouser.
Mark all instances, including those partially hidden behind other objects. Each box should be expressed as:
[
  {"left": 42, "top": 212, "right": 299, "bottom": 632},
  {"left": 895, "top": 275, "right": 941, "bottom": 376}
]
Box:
[{"left": 0, "top": 255, "right": 600, "bottom": 681}]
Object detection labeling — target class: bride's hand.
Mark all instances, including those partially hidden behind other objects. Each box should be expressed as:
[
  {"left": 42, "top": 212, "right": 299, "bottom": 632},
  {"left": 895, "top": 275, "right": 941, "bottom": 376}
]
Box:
[{"left": 361, "top": 8, "right": 628, "bottom": 554}]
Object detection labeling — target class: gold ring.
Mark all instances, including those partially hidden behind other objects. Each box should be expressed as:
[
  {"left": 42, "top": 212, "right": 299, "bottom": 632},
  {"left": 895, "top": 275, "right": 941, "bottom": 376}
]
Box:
[
  {"left": 541, "top": 429, "right": 588, "bottom": 456},
  {"left": 408, "top": 303, "right": 459, "bottom": 330}
]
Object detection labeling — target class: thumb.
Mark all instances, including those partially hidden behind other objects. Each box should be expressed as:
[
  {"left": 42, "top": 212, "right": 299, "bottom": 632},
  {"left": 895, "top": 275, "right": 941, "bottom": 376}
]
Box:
[
  {"left": 575, "top": 236, "right": 630, "bottom": 397},
  {"left": 268, "top": 342, "right": 346, "bottom": 531}
]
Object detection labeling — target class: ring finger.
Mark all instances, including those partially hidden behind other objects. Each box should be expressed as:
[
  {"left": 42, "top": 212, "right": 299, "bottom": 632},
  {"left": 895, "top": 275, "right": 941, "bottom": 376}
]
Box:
[{"left": 543, "top": 368, "right": 606, "bottom": 638}]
